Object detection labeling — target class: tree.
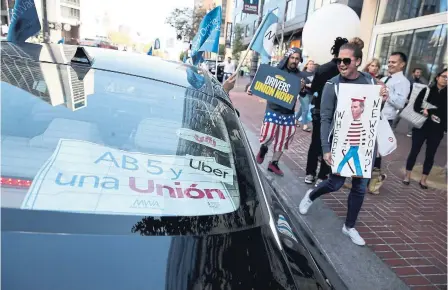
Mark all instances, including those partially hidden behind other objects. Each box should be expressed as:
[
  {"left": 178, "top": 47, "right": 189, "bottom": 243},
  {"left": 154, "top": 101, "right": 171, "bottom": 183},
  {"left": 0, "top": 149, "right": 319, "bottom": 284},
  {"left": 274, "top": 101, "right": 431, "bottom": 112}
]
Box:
[
  {"left": 219, "top": 44, "right": 225, "bottom": 56},
  {"left": 165, "top": 7, "right": 206, "bottom": 41},
  {"left": 232, "top": 25, "right": 245, "bottom": 62},
  {"left": 179, "top": 51, "right": 187, "bottom": 61}
]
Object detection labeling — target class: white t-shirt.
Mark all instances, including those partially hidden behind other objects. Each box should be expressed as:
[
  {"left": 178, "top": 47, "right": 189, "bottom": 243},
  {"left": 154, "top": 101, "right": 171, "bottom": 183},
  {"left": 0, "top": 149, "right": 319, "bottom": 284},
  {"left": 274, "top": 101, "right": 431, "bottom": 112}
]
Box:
[{"left": 224, "top": 61, "right": 235, "bottom": 74}]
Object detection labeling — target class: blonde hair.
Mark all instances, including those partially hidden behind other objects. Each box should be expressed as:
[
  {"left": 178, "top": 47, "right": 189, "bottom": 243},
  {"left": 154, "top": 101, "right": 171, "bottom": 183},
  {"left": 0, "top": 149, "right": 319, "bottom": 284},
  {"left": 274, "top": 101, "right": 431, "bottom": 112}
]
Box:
[
  {"left": 350, "top": 37, "right": 364, "bottom": 50},
  {"left": 363, "top": 58, "right": 381, "bottom": 73},
  {"left": 304, "top": 59, "right": 315, "bottom": 71}
]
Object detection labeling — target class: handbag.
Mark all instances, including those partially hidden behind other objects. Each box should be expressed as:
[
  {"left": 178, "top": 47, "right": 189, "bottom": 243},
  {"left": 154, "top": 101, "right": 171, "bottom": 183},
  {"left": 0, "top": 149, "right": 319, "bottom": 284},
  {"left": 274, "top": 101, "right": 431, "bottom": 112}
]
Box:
[
  {"left": 377, "top": 113, "right": 397, "bottom": 156},
  {"left": 399, "top": 86, "right": 435, "bottom": 129}
]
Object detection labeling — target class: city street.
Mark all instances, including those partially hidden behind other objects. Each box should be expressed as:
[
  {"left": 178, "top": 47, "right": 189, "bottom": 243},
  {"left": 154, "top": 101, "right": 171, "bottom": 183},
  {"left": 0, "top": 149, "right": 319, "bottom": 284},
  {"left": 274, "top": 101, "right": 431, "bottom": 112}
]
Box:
[{"left": 231, "top": 77, "right": 447, "bottom": 290}]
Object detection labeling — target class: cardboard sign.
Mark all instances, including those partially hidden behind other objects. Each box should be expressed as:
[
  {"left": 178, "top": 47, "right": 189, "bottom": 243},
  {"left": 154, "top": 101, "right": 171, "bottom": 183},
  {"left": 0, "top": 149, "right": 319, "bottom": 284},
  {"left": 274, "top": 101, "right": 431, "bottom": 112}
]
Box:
[
  {"left": 21, "top": 139, "right": 237, "bottom": 216},
  {"left": 250, "top": 64, "right": 301, "bottom": 110},
  {"left": 330, "top": 84, "right": 382, "bottom": 178}
]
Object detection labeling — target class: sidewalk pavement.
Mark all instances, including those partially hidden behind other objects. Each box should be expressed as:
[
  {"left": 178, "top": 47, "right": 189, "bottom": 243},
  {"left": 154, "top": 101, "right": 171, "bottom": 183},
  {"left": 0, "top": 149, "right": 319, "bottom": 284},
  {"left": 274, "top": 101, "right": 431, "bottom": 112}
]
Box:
[{"left": 231, "top": 77, "right": 447, "bottom": 290}]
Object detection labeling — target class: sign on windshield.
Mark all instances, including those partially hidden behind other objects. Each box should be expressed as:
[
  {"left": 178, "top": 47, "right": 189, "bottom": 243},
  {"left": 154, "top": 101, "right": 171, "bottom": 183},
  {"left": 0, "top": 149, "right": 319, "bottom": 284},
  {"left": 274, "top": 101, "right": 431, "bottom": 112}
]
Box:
[{"left": 21, "top": 139, "right": 237, "bottom": 216}]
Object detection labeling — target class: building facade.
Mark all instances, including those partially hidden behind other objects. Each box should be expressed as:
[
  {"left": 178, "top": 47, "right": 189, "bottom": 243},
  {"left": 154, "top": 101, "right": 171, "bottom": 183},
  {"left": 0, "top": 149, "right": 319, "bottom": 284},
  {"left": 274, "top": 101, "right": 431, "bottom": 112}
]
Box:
[
  {"left": 232, "top": 0, "right": 309, "bottom": 63},
  {"left": 361, "top": 0, "right": 447, "bottom": 81},
  {"left": 31, "top": 0, "right": 82, "bottom": 43}
]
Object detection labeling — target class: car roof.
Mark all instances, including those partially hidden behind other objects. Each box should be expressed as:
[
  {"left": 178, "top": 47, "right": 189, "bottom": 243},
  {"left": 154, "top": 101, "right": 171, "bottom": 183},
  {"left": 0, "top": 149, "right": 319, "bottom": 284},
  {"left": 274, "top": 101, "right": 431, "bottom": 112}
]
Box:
[{"left": 1, "top": 41, "right": 216, "bottom": 93}]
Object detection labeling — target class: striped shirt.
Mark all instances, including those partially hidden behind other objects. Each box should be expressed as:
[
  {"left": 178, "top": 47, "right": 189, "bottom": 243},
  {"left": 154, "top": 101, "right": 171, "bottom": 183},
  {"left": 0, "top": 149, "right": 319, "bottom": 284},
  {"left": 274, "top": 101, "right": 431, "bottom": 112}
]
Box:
[{"left": 344, "top": 119, "right": 366, "bottom": 146}]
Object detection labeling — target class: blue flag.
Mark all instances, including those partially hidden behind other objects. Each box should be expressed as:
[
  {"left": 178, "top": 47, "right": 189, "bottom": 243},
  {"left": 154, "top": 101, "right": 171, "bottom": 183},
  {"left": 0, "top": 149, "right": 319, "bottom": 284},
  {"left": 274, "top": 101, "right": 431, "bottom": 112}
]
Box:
[
  {"left": 7, "top": 0, "right": 41, "bottom": 42},
  {"left": 147, "top": 46, "right": 153, "bottom": 55},
  {"left": 58, "top": 37, "right": 65, "bottom": 44},
  {"left": 250, "top": 11, "right": 278, "bottom": 64},
  {"left": 190, "top": 6, "right": 222, "bottom": 65},
  {"left": 186, "top": 67, "right": 205, "bottom": 89}
]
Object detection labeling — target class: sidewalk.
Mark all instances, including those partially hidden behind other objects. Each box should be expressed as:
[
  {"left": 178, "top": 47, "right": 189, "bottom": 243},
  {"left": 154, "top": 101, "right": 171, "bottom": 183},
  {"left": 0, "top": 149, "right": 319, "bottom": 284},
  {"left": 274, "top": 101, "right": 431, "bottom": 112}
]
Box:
[{"left": 230, "top": 79, "right": 447, "bottom": 290}]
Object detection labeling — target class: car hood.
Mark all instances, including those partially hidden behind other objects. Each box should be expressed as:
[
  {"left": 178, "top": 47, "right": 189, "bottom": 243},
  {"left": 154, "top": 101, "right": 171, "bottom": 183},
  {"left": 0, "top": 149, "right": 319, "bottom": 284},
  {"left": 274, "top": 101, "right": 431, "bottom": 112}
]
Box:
[{"left": 2, "top": 225, "right": 298, "bottom": 290}]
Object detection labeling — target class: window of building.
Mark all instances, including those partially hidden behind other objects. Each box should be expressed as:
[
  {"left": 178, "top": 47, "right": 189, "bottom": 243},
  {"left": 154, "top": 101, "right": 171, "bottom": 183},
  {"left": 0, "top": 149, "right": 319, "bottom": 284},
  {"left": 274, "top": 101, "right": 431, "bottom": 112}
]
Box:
[
  {"left": 61, "top": 0, "right": 80, "bottom": 5},
  {"left": 285, "top": 0, "right": 297, "bottom": 21},
  {"left": 376, "top": 0, "right": 447, "bottom": 25},
  {"left": 253, "top": 20, "right": 257, "bottom": 34},
  {"left": 373, "top": 24, "right": 447, "bottom": 81},
  {"left": 61, "top": 7, "right": 80, "bottom": 19},
  {"left": 245, "top": 25, "right": 250, "bottom": 37}
]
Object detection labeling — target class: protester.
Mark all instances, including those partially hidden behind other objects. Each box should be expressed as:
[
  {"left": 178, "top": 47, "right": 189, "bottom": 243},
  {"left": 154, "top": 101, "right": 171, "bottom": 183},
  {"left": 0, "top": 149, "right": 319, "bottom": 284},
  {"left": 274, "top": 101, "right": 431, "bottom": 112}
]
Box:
[
  {"left": 304, "top": 37, "right": 348, "bottom": 186},
  {"left": 222, "top": 73, "right": 237, "bottom": 94},
  {"left": 299, "top": 43, "right": 389, "bottom": 246},
  {"left": 256, "top": 47, "right": 305, "bottom": 176},
  {"left": 295, "top": 59, "right": 316, "bottom": 132},
  {"left": 223, "top": 57, "right": 235, "bottom": 82},
  {"left": 409, "top": 67, "right": 426, "bottom": 86},
  {"left": 363, "top": 58, "right": 383, "bottom": 80},
  {"left": 350, "top": 37, "right": 364, "bottom": 50},
  {"left": 373, "top": 52, "right": 410, "bottom": 170},
  {"left": 403, "top": 69, "right": 447, "bottom": 189},
  {"left": 393, "top": 67, "right": 427, "bottom": 135}
]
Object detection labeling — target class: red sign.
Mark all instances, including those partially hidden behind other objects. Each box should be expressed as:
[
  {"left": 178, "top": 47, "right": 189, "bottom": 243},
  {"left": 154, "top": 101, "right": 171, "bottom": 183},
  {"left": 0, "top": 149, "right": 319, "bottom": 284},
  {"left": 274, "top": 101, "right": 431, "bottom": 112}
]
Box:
[{"left": 243, "top": 0, "right": 259, "bottom": 15}]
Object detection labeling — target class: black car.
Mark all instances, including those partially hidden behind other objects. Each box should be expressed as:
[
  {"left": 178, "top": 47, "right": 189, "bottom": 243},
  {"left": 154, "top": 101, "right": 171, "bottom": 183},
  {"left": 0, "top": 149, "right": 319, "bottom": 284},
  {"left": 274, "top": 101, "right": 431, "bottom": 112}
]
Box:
[
  {"left": 204, "top": 59, "right": 224, "bottom": 82},
  {"left": 1, "top": 41, "right": 345, "bottom": 290}
]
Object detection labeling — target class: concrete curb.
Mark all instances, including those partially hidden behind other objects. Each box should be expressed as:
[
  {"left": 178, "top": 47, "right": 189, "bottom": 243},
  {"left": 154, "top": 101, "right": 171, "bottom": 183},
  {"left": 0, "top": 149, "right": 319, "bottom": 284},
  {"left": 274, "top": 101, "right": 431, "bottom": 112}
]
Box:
[{"left": 241, "top": 124, "right": 410, "bottom": 290}]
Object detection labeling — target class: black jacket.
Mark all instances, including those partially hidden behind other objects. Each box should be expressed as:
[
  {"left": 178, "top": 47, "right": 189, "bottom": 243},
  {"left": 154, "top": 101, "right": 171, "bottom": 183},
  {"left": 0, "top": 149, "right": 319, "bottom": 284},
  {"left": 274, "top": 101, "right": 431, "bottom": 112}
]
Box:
[
  {"left": 310, "top": 58, "right": 339, "bottom": 110},
  {"left": 414, "top": 85, "right": 447, "bottom": 132}
]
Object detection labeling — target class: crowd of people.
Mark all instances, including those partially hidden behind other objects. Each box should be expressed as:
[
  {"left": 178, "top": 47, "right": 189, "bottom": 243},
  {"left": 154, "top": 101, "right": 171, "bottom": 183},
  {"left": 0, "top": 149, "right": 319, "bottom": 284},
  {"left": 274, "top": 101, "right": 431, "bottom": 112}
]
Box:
[{"left": 236, "top": 36, "right": 447, "bottom": 246}]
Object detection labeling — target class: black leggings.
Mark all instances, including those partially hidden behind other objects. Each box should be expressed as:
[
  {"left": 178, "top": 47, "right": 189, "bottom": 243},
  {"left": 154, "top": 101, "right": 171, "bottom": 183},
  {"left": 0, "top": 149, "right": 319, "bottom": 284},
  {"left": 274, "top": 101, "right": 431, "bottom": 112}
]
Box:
[{"left": 406, "top": 127, "right": 444, "bottom": 175}]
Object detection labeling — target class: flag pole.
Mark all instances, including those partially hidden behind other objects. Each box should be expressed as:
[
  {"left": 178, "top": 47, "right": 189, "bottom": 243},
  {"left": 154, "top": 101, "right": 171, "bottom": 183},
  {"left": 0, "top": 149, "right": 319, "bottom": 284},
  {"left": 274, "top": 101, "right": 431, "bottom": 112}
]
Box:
[
  {"left": 235, "top": 9, "right": 270, "bottom": 77},
  {"left": 215, "top": 53, "right": 218, "bottom": 77}
]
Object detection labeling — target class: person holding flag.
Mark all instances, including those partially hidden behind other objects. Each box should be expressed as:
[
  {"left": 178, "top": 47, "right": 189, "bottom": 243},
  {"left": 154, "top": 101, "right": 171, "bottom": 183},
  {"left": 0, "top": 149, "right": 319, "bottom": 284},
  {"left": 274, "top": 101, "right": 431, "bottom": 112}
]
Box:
[{"left": 256, "top": 47, "right": 305, "bottom": 176}]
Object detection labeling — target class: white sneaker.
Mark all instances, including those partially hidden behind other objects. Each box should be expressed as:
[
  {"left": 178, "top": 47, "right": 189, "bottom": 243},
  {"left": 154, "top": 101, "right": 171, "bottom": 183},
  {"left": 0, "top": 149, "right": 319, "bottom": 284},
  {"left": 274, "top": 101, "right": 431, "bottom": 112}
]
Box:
[
  {"left": 299, "top": 189, "right": 314, "bottom": 215},
  {"left": 315, "top": 178, "right": 324, "bottom": 187},
  {"left": 342, "top": 225, "right": 366, "bottom": 246},
  {"left": 304, "top": 175, "right": 315, "bottom": 184}
]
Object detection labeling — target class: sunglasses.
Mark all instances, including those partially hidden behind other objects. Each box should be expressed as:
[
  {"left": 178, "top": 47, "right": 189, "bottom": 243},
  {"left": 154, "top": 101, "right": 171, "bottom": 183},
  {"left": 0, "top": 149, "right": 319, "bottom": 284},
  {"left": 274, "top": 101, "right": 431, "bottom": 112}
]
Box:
[{"left": 336, "top": 58, "right": 352, "bottom": 66}]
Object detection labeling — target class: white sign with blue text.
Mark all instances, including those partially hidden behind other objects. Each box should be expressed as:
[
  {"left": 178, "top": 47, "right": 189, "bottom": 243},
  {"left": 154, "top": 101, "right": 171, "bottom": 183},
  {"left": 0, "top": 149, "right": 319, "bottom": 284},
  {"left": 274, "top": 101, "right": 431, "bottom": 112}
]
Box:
[
  {"left": 330, "top": 84, "right": 382, "bottom": 178},
  {"left": 21, "top": 139, "right": 237, "bottom": 216}
]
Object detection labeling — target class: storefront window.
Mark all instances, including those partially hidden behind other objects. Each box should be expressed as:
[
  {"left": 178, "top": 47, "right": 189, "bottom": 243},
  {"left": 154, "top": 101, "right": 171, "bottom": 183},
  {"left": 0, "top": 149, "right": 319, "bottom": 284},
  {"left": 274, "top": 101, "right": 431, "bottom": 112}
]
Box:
[
  {"left": 377, "top": 0, "right": 447, "bottom": 24},
  {"left": 373, "top": 24, "right": 447, "bottom": 81}
]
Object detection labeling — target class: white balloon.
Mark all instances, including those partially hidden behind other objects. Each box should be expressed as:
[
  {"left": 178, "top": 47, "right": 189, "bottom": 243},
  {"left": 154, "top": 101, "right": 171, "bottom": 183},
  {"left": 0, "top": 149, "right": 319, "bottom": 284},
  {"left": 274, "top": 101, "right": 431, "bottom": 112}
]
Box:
[{"left": 302, "top": 4, "right": 361, "bottom": 64}]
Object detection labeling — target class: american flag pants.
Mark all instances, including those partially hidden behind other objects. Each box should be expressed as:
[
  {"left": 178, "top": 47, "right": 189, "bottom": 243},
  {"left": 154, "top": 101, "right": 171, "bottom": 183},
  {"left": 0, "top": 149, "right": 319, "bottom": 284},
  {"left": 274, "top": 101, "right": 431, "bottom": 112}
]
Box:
[{"left": 259, "top": 122, "right": 297, "bottom": 152}]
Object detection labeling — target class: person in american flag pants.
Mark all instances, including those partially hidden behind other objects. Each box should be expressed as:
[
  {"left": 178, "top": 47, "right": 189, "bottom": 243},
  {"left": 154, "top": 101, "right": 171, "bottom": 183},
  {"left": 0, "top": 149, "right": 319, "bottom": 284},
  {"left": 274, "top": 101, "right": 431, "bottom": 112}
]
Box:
[
  {"left": 336, "top": 97, "right": 366, "bottom": 177},
  {"left": 256, "top": 47, "right": 305, "bottom": 176}
]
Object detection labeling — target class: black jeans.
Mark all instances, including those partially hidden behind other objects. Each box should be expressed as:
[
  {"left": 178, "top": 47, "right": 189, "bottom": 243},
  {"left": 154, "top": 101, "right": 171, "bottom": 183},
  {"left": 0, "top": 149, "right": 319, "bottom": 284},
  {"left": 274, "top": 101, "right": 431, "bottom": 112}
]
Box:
[
  {"left": 306, "top": 115, "right": 331, "bottom": 179},
  {"left": 406, "top": 127, "right": 444, "bottom": 175},
  {"left": 310, "top": 174, "right": 368, "bottom": 228}
]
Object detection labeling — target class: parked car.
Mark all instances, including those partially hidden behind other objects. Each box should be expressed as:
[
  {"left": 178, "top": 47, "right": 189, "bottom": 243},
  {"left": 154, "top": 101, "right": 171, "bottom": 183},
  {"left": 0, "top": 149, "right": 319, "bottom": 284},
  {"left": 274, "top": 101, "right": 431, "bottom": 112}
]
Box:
[
  {"left": 1, "top": 41, "right": 345, "bottom": 290},
  {"left": 204, "top": 59, "right": 224, "bottom": 82}
]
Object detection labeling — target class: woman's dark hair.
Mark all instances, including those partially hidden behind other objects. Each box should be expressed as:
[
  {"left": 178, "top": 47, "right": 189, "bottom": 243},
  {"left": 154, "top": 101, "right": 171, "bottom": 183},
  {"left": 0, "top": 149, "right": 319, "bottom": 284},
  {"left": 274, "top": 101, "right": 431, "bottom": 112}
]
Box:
[
  {"left": 433, "top": 68, "right": 447, "bottom": 86},
  {"left": 330, "top": 37, "right": 349, "bottom": 57},
  {"left": 339, "top": 43, "right": 363, "bottom": 62}
]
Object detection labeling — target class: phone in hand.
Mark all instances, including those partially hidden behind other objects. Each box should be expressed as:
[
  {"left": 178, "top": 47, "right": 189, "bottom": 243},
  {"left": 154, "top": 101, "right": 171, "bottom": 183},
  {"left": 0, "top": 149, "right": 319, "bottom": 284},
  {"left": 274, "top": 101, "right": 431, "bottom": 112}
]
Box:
[{"left": 431, "top": 115, "right": 441, "bottom": 123}]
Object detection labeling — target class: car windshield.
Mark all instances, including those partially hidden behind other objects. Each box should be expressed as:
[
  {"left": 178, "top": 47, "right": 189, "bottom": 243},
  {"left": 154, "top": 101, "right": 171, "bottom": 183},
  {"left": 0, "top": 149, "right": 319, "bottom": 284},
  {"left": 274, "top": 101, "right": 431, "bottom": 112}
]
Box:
[{"left": 1, "top": 50, "right": 264, "bottom": 236}]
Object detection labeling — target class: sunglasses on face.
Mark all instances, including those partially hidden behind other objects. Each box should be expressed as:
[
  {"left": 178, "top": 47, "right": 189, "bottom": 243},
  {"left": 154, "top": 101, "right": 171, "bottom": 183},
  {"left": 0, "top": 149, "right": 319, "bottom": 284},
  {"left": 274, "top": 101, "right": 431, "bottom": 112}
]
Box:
[{"left": 336, "top": 58, "right": 352, "bottom": 66}]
